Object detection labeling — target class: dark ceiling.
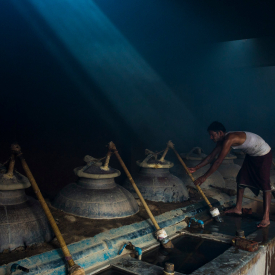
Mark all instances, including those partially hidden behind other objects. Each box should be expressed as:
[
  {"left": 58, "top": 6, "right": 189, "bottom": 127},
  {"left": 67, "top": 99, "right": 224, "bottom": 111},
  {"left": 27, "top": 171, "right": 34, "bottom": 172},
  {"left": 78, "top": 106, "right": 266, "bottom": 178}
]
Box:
[
  {"left": 93, "top": 0, "right": 275, "bottom": 44},
  {"left": 173, "top": 0, "right": 275, "bottom": 42}
]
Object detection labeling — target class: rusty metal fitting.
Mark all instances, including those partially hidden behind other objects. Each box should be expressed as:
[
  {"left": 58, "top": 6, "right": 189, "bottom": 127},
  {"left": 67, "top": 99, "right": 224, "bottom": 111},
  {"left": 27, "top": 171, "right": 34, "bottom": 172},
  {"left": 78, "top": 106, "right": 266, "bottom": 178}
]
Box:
[{"left": 232, "top": 237, "right": 258, "bottom": 252}]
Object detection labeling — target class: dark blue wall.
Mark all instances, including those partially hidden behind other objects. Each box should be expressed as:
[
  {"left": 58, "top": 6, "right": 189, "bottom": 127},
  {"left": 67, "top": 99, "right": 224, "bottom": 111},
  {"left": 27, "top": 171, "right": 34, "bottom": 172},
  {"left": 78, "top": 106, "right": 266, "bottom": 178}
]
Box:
[{"left": 1, "top": 0, "right": 274, "bottom": 197}]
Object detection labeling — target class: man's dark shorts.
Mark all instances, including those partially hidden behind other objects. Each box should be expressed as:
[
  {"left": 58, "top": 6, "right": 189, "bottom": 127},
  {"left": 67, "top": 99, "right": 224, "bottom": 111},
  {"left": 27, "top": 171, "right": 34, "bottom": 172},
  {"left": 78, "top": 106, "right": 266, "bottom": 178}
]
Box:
[{"left": 237, "top": 150, "right": 273, "bottom": 196}]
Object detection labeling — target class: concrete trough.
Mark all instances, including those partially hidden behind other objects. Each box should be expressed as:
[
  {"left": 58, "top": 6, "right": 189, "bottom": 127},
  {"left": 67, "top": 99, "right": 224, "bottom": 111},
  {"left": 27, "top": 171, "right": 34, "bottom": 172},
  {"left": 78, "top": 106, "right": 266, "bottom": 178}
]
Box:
[{"left": 1, "top": 193, "right": 275, "bottom": 275}]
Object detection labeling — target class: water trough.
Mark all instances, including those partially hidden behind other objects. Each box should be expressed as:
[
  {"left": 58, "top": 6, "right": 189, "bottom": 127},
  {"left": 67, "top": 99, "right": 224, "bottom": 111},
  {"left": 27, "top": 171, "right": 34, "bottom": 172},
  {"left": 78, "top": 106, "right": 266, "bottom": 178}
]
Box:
[{"left": 1, "top": 191, "right": 275, "bottom": 275}]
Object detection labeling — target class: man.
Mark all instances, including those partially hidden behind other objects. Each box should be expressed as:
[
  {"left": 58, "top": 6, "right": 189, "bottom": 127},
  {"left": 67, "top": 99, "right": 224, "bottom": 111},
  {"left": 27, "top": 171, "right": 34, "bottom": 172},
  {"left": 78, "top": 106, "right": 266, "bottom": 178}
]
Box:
[{"left": 188, "top": 121, "right": 272, "bottom": 228}]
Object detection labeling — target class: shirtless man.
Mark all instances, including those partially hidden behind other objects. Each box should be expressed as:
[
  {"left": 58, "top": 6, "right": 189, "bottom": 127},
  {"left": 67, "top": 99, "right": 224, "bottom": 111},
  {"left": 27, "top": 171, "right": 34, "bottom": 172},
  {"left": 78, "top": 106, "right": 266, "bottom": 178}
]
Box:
[{"left": 188, "top": 121, "right": 272, "bottom": 228}]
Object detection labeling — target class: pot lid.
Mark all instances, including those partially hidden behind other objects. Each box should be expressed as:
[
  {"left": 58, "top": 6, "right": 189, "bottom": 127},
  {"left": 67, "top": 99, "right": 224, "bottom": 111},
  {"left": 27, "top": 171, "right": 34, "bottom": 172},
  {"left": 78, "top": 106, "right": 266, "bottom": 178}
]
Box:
[
  {"left": 0, "top": 169, "right": 31, "bottom": 190},
  {"left": 137, "top": 154, "right": 174, "bottom": 168},
  {"left": 74, "top": 155, "right": 121, "bottom": 179},
  {"left": 180, "top": 147, "right": 207, "bottom": 161}
]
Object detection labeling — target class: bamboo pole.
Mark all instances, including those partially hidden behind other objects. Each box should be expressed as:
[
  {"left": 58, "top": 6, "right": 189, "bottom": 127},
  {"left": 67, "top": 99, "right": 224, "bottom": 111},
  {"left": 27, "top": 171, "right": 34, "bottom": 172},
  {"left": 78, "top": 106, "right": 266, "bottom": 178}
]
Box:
[
  {"left": 243, "top": 195, "right": 275, "bottom": 206},
  {"left": 108, "top": 141, "right": 174, "bottom": 248},
  {"left": 159, "top": 144, "right": 170, "bottom": 162},
  {"left": 168, "top": 141, "right": 213, "bottom": 209},
  {"left": 101, "top": 150, "right": 112, "bottom": 171},
  {"left": 109, "top": 142, "right": 160, "bottom": 229},
  {"left": 11, "top": 144, "right": 84, "bottom": 275},
  {"left": 4, "top": 154, "right": 15, "bottom": 179}
]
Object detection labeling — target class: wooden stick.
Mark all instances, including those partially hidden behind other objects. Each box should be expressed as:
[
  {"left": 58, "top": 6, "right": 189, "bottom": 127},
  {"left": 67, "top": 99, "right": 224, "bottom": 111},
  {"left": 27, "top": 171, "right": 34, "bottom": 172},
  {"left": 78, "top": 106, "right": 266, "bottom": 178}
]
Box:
[
  {"left": 243, "top": 195, "right": 275, "bottom": 206},
  {"left": 108, "top": 142, "right": 160, "bottom": 230},
  {"left": 11, "top": 144, "right": 84, "bottom": 275},
  {"left": 108, "top": 142, "right": 174, "bottom": 248},
  {"left": 101, "top": 150, "right": 112, "bottom": 170},
  {"left": 4, "top": 154, "right": 15, "bottom": 179},
  {"left": 168, "top": 141, "right": 213, "bottom": 209},
  {"left": 159, "top": 144, "right": 170, "bottom": 162}
]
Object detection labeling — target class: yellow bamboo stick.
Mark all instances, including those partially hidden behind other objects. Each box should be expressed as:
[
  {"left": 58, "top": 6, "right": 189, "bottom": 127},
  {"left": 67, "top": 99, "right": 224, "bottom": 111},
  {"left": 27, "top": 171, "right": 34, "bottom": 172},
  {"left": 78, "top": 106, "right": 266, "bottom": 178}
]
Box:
[
  {"left": 109, "top": 142, "right": 160, "bottom": 230},
  {"left": 159, "top": 144, "right": 170, "bottom": 162},
  {"left": 108, "top": 141, "right": 174, "bottom": 248},
  {"left": 4, "top": 154, "right": 15, "bottom": 179},
  {"left": 101, "top": 150, "right": 112, "bottom": 170},
  {"left": 168, "top": 141, "right": 212, "bottom": 208},
  {"left": 11, "top": 144, "right": 84, "bottom": 275}
]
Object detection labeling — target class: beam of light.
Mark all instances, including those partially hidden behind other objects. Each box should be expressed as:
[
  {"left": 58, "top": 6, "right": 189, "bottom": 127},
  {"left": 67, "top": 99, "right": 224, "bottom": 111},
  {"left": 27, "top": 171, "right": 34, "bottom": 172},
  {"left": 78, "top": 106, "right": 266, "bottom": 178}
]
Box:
[{"left": 11, "top": 0, "right": 203, "bottom": 147}]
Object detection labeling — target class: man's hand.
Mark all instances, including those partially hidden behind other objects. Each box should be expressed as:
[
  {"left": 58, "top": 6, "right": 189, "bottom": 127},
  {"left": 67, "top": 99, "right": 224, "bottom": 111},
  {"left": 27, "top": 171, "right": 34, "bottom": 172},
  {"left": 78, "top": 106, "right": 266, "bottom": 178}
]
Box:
[
  {"left": 188, "top": 167, "right": 197, "bottom": 174},
  {"left": 194, "top": 176, "right": 207, "bottom": 186}
]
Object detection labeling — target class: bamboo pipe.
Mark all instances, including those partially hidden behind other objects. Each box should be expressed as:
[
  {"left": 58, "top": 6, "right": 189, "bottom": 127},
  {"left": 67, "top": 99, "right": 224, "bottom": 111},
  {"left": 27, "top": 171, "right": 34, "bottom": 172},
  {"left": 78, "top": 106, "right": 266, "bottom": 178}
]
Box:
[
  {"left": 168, "top": 141, "right": 223, "bottom": 222},
  {"left": 159, "top": 144, "right": 170, "bottom": 162},
  {"left": 101, "top": 150, "right": 112, "bottom": 171},
  {"left": 109, "top": 142, "right": 160, "bottom": 229},
  {"left": 4, "top": 154, "right": 15, "bottom": 179},
  {"left": 11, "top": 144, "right": 84, "bottom": 275},
  {"left": 108, "top": 141, "right": 174, "bottom": 248},
  {"left": 167, "top": 141, "right": 212, "bottom": 209}
]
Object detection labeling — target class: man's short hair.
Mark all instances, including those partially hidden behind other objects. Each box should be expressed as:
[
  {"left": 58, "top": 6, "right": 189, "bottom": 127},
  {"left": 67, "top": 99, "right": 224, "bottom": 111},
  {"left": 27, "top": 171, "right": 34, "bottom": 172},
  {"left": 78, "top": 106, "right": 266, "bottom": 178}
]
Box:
[{"left": 207, "top": 121, "right": 226, "bottom": 133}]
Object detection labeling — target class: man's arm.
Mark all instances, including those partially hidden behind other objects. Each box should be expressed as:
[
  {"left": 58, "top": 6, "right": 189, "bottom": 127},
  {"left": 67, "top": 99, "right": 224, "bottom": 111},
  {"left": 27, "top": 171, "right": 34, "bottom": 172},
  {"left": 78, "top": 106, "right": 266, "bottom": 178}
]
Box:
[
  {"left": 194, "top": 138, "right": 232, "bottom": 185},
  {"left": 188, "top": 144, "right": 222, "bottom": 173}
]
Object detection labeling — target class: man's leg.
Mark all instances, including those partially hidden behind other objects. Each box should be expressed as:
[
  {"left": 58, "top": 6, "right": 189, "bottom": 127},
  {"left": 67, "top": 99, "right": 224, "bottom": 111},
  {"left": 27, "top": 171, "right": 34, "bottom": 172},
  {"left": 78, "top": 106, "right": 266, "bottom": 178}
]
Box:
[
  {"left": 225, "top": 186, "right": 244, "bottom": 215},
  {"left": 257, "top": 191, "right": 271, "bottom": 228}
]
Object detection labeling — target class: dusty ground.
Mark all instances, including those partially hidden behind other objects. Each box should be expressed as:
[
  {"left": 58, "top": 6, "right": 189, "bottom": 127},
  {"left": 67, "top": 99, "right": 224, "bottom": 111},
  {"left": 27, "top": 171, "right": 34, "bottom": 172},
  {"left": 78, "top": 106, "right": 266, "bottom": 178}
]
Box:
[{"left": 0, "top": 189, "right": 202, "bottom": 266}]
